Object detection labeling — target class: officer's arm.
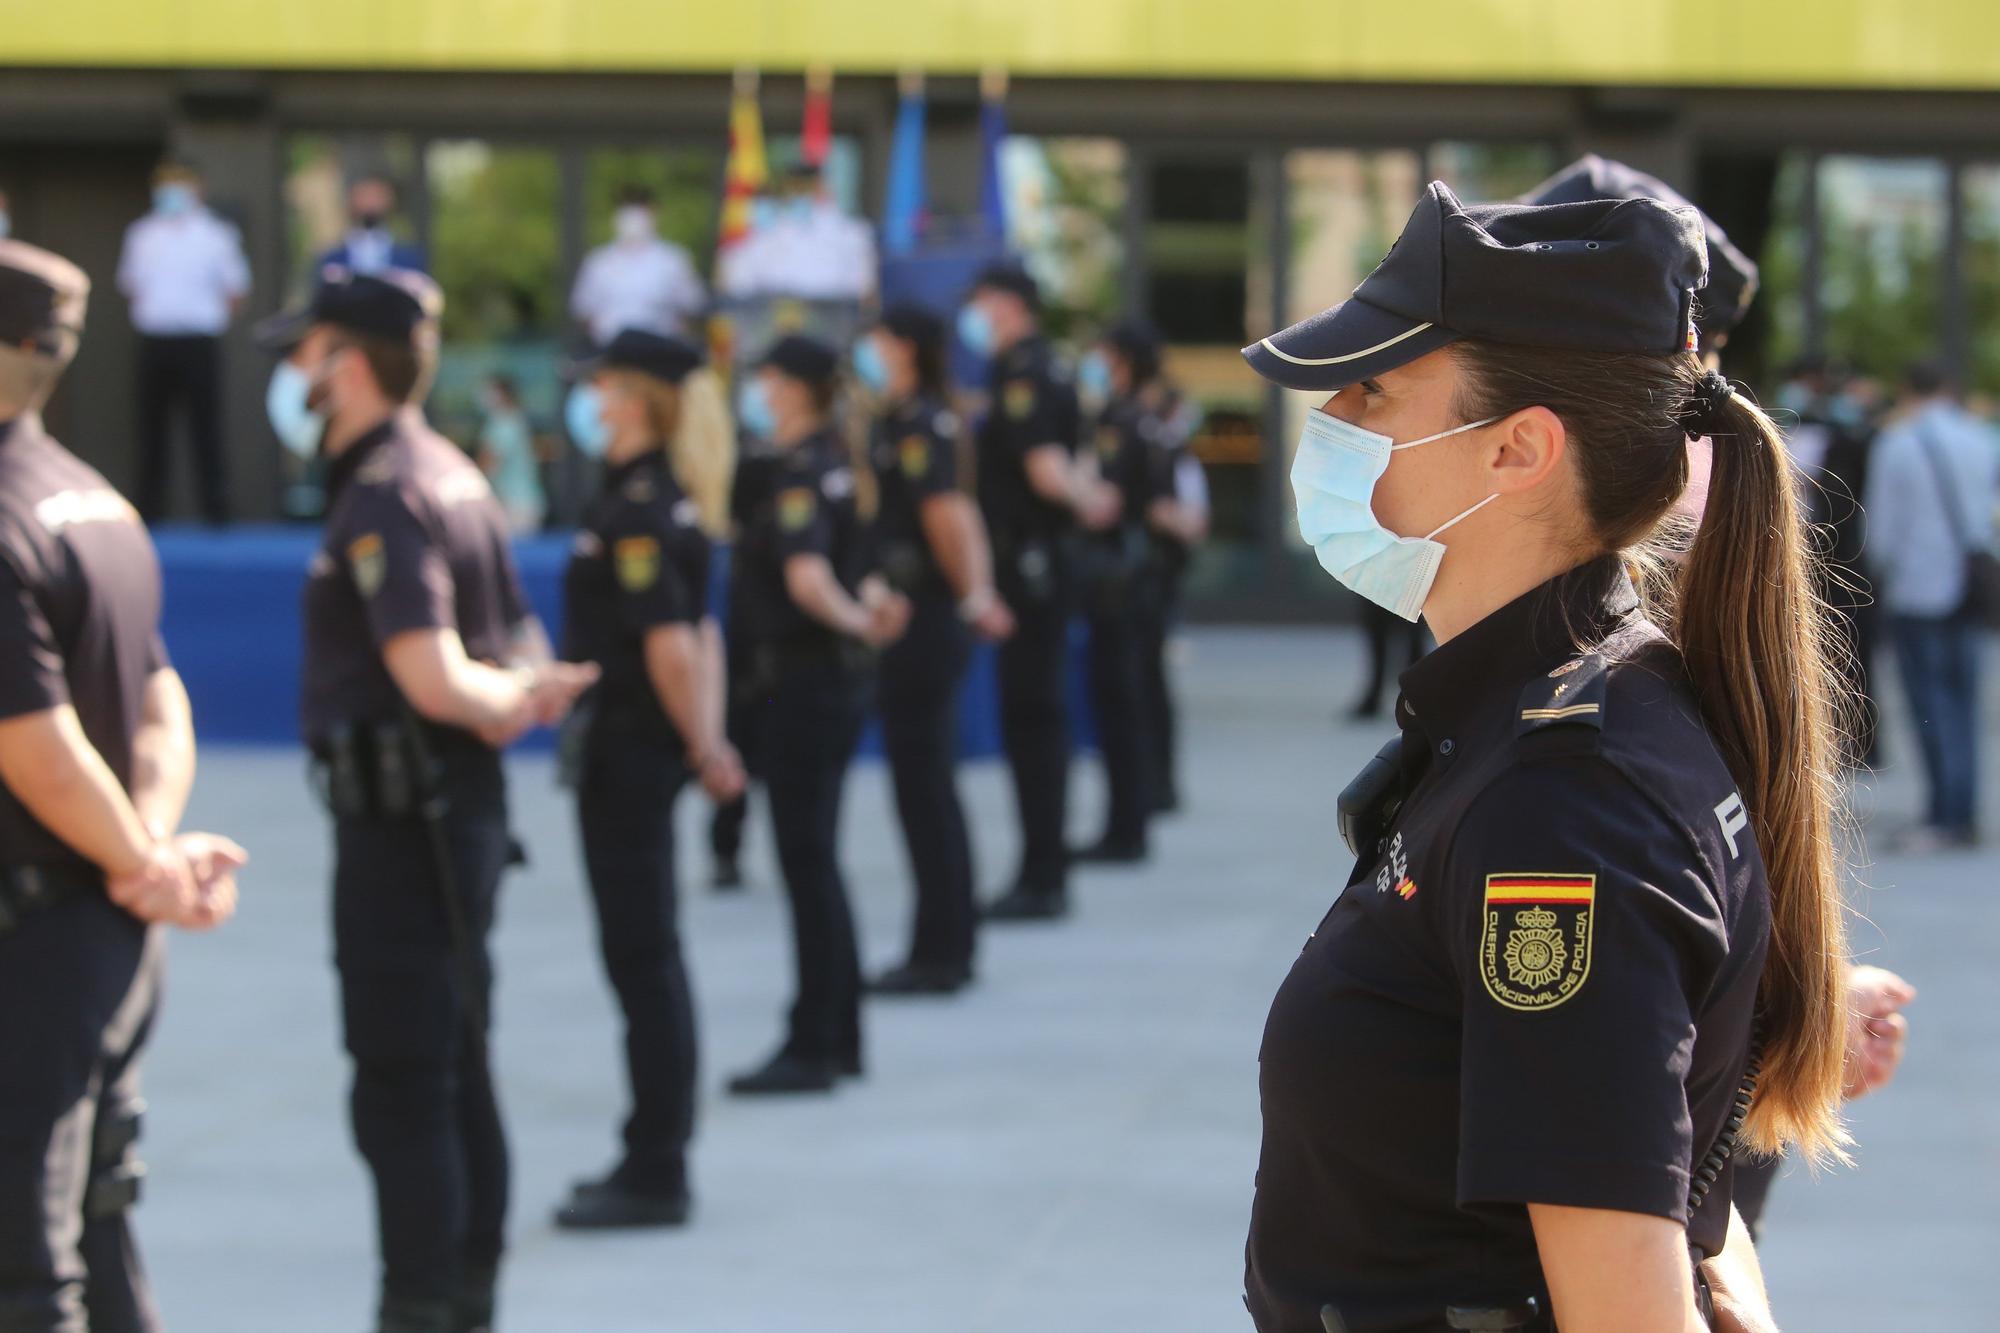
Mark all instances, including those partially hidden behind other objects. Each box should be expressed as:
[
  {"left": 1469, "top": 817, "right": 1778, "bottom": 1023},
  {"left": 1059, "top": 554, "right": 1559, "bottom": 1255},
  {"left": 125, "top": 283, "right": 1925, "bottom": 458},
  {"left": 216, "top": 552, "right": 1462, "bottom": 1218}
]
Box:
[
  {"left": 1528, "top": 1204, "right": 1709, "bottom": 1333},
  {"left": 918, "top": 492, "right": 998, "bottom": 605},
  {"left": 782, "top": 554, "right": 875, "bottom": 641},
  {"left": 1702, "top": 1204, "right": 1778, "bottom": 1333},
  {"left": 0, "top": 706, "right": 156, "bottom": 881},
  {"left": 698, "top": 617, "right": 728, "bottom": 747},
  {"left": 382, "top": 627, "right": 532, "bottom": 738},
  {"left": 129, "top": 667, "right": 195, "bottom": 840},
  {"left": 642, "top": 623, "right": 720, "bottom": 764},
  {"left": 1024, "top": 445, "right": 1084, "bottom": 508}
]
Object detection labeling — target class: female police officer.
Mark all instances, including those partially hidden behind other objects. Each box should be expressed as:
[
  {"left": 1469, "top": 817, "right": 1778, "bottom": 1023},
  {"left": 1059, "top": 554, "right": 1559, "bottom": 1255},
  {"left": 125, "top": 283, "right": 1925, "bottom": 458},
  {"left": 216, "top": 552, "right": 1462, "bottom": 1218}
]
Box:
[
  {"left": 728, "top": 334, "right": 908, "bottom": 1094},
  {"left": 550, "top": 328, "right": 744, "bottom": 1229},
  {"left": 1239, "top": 184, "right": 1849, "bottom": 1333},
  {"left": 853, "top": 304, "right": 1013, "bottom": 996}
]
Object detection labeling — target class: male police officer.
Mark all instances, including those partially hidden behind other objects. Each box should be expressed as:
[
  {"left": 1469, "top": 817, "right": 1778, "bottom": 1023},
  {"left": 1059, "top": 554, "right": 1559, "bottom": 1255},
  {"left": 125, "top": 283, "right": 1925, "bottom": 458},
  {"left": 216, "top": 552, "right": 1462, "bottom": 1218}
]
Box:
[
  {"left": 959, "top": 264, "right": 1118, "bottom": 921},
  {"left": 0, "top": 238, "right": 246, "bottom": 1332},
  {"left": 258, "top": 268, "right": 593, "bottom": 1333}
]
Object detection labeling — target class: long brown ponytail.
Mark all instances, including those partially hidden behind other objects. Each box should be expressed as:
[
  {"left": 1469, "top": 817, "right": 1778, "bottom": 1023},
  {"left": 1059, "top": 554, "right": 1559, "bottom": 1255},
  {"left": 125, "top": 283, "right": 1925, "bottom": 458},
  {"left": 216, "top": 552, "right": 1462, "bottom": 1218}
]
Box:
[{"left": 1454, "top": 342, "right": 1850, "bottom": 1164}]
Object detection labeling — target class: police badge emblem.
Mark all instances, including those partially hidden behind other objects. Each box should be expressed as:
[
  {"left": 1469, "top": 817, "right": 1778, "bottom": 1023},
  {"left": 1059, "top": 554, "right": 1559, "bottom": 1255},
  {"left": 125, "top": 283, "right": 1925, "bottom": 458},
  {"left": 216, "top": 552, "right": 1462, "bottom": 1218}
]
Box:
[
  {"left": 1480, "top": 873, "right": 1595, "bottom": 1011},
  {"left": 1003, "top": 380, "right": 1036, "bottom": 420},
  {"left": 899, "top": 435, "right": 929, "bottom": 480},
  {"left": 614, "top": 536, "right": 660, "bottom": 592},
  {"left": 347, "top": 532, "right": 387, "bottom": 598}
]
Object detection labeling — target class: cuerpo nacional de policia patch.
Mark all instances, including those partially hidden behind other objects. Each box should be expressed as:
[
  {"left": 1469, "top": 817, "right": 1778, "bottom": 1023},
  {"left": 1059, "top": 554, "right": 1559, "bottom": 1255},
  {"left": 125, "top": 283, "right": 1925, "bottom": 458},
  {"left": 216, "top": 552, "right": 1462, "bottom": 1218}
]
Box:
[
  {"left": 1480, "top": 873, "right": 1596, "bottom": 1011},
  {"left": 614, "top": 535, "right": 660, "bottom": 592},
  {"left": 347, "top": 532, "right": 386, "bottom": 599}
]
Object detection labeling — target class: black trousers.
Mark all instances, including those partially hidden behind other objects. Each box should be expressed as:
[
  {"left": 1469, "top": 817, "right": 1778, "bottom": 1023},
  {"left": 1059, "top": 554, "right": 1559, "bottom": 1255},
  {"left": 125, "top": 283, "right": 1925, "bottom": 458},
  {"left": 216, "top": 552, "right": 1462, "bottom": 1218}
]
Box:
[
  {"left": 708, "top": 625, "right": 766, "bottom": 867},
  {"left": 575, "top": 723, "right": 696, "bottom": 1190},
  {"left": 135, "top": 335, "right": 228, "bottom": 524},
  {"left": 995, "top": 578, "right": 1072, "bottom": 894},
  {"left": 763, "top": 659, "right": 866, "bottom": 1063},
  {"left": 0, "top": 892, "right": 161, "bottom": 1333},
  {"left": 1137, "top": 571, "right": 1181, "bottom": 806},
  {"left": 879, "top": 596, "right": 977, "bottom": 972},
  {"left": 1086, "top": 586, "right": 1157, "bottom": 848},
  {"left": 332, "top": 754, "right": 510, "bottom": 1306}
]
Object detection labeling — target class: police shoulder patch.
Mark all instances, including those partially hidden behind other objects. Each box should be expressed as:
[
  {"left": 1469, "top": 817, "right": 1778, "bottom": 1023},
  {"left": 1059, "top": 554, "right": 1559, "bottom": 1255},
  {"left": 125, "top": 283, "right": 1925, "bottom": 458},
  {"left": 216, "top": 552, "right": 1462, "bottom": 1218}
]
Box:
[
  {"left": 622, "top": 474, "right": 657, "bottom": 504},
  {"left": 1095, "top": 425, "right": 1122, "bottom": 460},
  {"left": 1003, "top": 379, "right": 1037, "bottom": 420},
  {"left": 778, "top": 487, "right": 816, "bottom": 532},
  {"left": 1516, "top": 653, "right": 1609, "bottom": 736},
  {"left": 356, "top": 453, "right": 396, "bottom": 486},
  {"left": 614, "top": 535, "right": 660, "bottom": 592},
  {"left": 347, "top": 531, "right": 387, "bottom": 598},
  {"left": 1479, "top": 873, "right": 1596, "bottom": 1011},
  {"left": 899, "top": 434, "right": 931, "bottom": 480}
]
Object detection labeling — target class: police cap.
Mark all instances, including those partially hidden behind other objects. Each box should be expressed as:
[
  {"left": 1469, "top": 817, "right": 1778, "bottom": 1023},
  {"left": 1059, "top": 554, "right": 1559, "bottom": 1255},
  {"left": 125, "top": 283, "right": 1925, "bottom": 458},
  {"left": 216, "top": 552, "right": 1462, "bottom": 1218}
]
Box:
[
  {"left": 572, "top": 327, "right": 705, "bottom": 386},
  {"left": 1242, "top": 180, "right": 1709, "bottom": 392},
  {"left": 0, "top": 239, "right": 89, "bottom": 357},
  {"left": 758, "top": 333, "right": 840, "bottom": 386},
  {"left": 969, "top": 262, "right": 1041, "bottom": 313},
  {"left": 877, "top": 302, "right": 946, "bottom": 352},
  {"left": 1102, "top": 318, "right": 1163, "bottom": 385},
  {"left": 255, "top": 265, "right": 442, "bottom": 351},
  {"left": 1524, "top": 155, "right": 1759, "bottom": 342}
]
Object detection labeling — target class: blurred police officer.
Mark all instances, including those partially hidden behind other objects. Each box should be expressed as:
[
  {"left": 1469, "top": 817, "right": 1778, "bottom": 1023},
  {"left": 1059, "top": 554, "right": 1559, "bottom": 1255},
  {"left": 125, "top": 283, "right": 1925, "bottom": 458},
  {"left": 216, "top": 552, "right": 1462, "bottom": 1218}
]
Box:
[
  {"left": 727, "top": 335, "right": 907, "bottom": 1093},
  {"left": 569, "top": 186, "right": 708, "bottom": 348},
  {"left": 1135, "top": 372, "right": 1208, "bottom": 812},
  {"left": 0, "top": 238, "right": 246, "bottom": 1333},
  {"left": 958, "top": 265, "right": 1117, "bottom": 921},
  {"left": 317, "top": 174, "right": 428, "bottom": 277},
  {"left": 1073, "top": 321, "right": 1175, "bottom": 864},
  {"left": 551, "top": 329, "right": 743, "bottom": 1228},
  {"left": 853, "top": 305, "right": 1013, "bottom": 995},
  {"left": 258, "top": 268, "right": 594, "bottom": 1333},
  {"left": 115, "top": 160, "right": 249, "bottom": 525}
]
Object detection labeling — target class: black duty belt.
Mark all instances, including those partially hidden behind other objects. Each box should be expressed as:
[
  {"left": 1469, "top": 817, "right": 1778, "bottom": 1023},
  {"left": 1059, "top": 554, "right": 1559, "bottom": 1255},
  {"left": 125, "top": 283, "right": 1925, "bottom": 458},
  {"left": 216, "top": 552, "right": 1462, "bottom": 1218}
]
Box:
[{"left": 0, "top": 862, "right": 102, "bottom": 935}]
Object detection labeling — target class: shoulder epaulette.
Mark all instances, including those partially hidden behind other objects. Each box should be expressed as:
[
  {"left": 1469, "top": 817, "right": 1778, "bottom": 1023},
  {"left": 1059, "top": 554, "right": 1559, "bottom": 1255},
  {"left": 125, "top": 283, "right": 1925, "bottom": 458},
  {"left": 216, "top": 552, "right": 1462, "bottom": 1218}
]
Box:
[{"left": 1515, "top": 652, "right": 1609, "bottom": 737}]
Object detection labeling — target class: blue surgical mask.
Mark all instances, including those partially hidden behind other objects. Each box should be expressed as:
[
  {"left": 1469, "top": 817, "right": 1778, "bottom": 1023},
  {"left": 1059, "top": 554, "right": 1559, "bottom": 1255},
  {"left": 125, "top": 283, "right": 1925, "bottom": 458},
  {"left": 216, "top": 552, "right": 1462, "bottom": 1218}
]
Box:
[
  {"left": 750, "top": 198, "right": 780, "bottom": 232},
  {"left": 957, "top": 304, "right": 996, "bottom": 359},
  {"left": 738, "top": 378, "right": 776, "bottom": 440},
  {"left": 852, "top": 338, "right": 890, "bottom": 395},
  {"left": 0, "top": 210, "right": 10, "bottom": 241},
  {"left": 265, "top": 361, "right": 327, "bottom": 459},
  {"left": 566, "top": 382, "right": 610, "bottom": 459},
  {"left": 1291, "top": 407, "right": 1501, "bottom": 622},
  {"left": 154, "top": 183, "right": 196, "bottom": 217},
  {"left": 1079, "top": 351, "right": 1113, "bottom": 402}
]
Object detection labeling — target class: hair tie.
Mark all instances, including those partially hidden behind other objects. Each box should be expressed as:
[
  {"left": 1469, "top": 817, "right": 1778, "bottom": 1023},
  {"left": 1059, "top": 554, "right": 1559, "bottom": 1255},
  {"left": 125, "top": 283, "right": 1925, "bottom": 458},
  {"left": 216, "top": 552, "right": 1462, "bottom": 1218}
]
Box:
[{"left": 1679, "top": 369, "right": 1734, "bottom": 441}]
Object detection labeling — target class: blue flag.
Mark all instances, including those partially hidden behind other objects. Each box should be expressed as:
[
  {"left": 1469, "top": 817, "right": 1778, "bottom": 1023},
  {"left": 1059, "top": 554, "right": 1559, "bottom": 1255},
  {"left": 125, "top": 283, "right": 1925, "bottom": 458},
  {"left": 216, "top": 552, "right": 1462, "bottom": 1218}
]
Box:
[
  {"left": 979, "top": 93, "right": 1008, "bottom": 242},
  {"left": 884, "top": 90, "right": 927, "bottom": 256}
]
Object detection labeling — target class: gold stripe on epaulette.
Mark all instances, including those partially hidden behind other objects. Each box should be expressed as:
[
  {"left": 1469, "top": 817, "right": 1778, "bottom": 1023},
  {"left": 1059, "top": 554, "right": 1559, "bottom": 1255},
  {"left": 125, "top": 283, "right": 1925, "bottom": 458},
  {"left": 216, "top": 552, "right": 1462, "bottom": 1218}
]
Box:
[{"left": 1520, "top": 703, "right": 1601, "bottom": 721}]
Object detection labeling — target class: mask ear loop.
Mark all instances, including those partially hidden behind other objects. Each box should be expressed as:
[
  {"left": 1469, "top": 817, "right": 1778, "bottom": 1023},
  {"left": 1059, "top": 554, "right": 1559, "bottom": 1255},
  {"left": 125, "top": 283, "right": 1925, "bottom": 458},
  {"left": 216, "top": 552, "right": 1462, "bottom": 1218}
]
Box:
[
  {"left": 1423, "top": 490, "right": 1501, "bottom": 540},
  {"left": 1388, "top": 414, "right": 1502, "bottom": 452}
]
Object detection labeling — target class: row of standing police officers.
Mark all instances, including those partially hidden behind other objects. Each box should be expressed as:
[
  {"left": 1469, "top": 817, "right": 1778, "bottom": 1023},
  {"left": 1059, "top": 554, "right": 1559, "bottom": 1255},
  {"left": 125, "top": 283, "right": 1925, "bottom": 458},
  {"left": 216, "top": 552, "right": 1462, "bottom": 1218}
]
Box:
[{"left": 263, "top": 259, "right": 1199, "bottom": 1331}]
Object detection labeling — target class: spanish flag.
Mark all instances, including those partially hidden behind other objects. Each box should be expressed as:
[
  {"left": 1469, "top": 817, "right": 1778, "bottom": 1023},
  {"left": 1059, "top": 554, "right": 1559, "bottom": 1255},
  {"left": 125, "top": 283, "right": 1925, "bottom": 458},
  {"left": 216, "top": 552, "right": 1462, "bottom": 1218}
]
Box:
[{"left": 717, "top": 68, "right": 769, "bottom": 254}]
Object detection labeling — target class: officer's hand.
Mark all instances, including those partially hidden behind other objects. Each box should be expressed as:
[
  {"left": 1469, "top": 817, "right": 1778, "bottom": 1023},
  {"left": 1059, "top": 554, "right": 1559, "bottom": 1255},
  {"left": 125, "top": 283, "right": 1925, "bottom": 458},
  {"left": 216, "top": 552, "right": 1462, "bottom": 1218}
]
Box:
[
  {"left": 529, "top": 662, "right": 600, "bottom": 729},
  {"left": 1079, "top": 482, "right": 1123, "bottom": 532},
  {"left": 1842, "top": 964, "right": 1916, "bottom": 1100},
  {"left": 174, "top": 832, "right": 249, "bottom": 931},
  {"left": 863, "top": 594, "right": 913, "bottom": 648},
  {"left": 476, "top": 690, "right": 539, "bottom": 750},
  {"left": 973, "top": 596, "right": 1016, "bottom": 642},
  {"left": 105, "top": 840, "right": 199, "bottom": 927},
  {"left": 699, "top": 742, "right": 748, "bottom": 802}
]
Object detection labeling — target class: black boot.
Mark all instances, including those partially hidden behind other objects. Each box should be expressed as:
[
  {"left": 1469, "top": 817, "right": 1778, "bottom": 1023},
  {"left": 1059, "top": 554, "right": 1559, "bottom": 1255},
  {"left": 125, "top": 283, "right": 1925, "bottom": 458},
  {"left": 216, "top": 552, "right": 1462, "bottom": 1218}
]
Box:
[
  {"left": 376, "top": 1295, "right": 453, "bottom": 1333},
  {"left": 450, "top": 1266, "right": 498, "bottom": 1333},
  {"left": 556, "top": 1160, "right": 696, "bottom": 1232},
  {"left": 983, "top": 884, "right": 1069, "bottom": 922},
  {"left": 1069, "top": 835, "right": 1148, "bottom": 865},
  {"left": 727, "top": 1047, "right": 839, "bottom": 1096},
  {"left": 867, "top": 961, "right": 973, "bottom": 996},
  {"left": 711, "top": 857, "right": 744, "bottom": 892}
]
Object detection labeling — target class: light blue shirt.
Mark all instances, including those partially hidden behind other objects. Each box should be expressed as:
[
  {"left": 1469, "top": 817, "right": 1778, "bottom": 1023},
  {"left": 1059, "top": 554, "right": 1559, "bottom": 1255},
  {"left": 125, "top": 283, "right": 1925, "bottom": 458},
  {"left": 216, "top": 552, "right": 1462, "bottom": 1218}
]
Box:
[{"left": 1863, "top": 400, "right": 2000, "bottom": 618}]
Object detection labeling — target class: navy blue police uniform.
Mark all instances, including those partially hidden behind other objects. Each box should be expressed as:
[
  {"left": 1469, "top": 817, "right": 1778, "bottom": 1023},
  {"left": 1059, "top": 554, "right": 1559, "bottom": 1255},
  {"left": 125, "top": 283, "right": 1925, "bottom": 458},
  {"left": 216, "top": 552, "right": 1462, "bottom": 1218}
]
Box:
[
  {"left": 1137, "top": 386, "right": 1198, "bottom": 813},
  {"left": 555, "top": 331, "right": 713, "bottom": 1224},
  {"left": 1076, "top": 388, "right": 1171, "bottom": 859},
  {"left": 869, "top": 386, "right": 978, "bottom": 987},
  {"left": 1239, "top": 185, "right": 1769, "bottom": 1332},
  {"left": 726, "top": 338, "right": 871, "bottom": 1091},
  {"left": 0, "top": 239, "right": 168, "bottom": 1333},
  {"left": 271, "top": 271, "right": 533, "bottom": 1332},
  {"left": 707, "top": 439, "right": 782, "bottom": 888},
  {"left": 975, "top": 309, "right": 1082, "bottom": 913}
]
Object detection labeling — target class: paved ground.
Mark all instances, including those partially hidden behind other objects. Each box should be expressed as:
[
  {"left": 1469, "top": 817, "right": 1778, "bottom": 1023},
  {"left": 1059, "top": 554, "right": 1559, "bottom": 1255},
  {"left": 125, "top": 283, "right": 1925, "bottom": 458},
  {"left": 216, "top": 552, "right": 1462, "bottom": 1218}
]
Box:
[{"left": 135, "top": 627, "right": 1993, "bottom": 1331}]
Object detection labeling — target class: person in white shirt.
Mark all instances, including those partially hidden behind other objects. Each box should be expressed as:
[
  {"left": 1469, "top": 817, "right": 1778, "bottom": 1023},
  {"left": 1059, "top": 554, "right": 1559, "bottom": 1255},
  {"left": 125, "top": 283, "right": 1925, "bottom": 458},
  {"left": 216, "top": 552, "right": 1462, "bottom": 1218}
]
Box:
[
  {"left": 1863, "top": 360, "right": 2000, "bottom": 848},
  {"left": 717, "top": 166, "right": 878, "bottom": 303},
  {"left": 568, "top": 186, "right": 707, "bottom": 348},
  {"left": 116, "top": 161, "right": 251, "bottom": 523}
]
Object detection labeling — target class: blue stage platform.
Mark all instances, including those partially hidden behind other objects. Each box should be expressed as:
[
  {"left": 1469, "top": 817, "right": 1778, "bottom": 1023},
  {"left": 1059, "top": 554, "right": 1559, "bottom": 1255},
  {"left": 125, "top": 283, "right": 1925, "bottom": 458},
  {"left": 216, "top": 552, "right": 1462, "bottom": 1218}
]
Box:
[{"left": 153, "top": 525, "right": 1083, "bottom": 758}]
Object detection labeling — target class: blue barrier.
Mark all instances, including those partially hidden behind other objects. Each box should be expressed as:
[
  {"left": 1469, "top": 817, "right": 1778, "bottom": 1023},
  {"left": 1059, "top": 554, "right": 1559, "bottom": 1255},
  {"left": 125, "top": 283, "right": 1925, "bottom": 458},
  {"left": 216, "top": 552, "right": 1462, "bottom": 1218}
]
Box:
[{"left": 153, "top": 525, "right": 1089, "bottom": 758}]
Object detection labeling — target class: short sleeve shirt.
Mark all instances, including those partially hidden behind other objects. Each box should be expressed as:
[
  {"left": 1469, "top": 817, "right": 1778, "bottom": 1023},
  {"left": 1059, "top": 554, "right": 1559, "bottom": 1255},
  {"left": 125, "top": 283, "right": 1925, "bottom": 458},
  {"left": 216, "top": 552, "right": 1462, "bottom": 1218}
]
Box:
[
  {"left": 975, "top": 336, "right": 1079, "bottom": 550},
  {"left": 870, "top": 393, "right": 960, "bottom": 597},
  {"left": 300, "top": 413, "right": 532, "bottom": 740},
  {"left": 1086, "top": 393, "right": 1173, "bottom": 558},
  {"left": 561, "top": 452, "right": 711, "bottom": 742},
  {"left": 0, "top": 416, "right": 168, "bottom": 866},
  {"left": 730, "top": 430, "right": 865, "bottom": 659},
  {"left": 1243, "top": 558, "right": 1770, "bottom": 1333}
]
